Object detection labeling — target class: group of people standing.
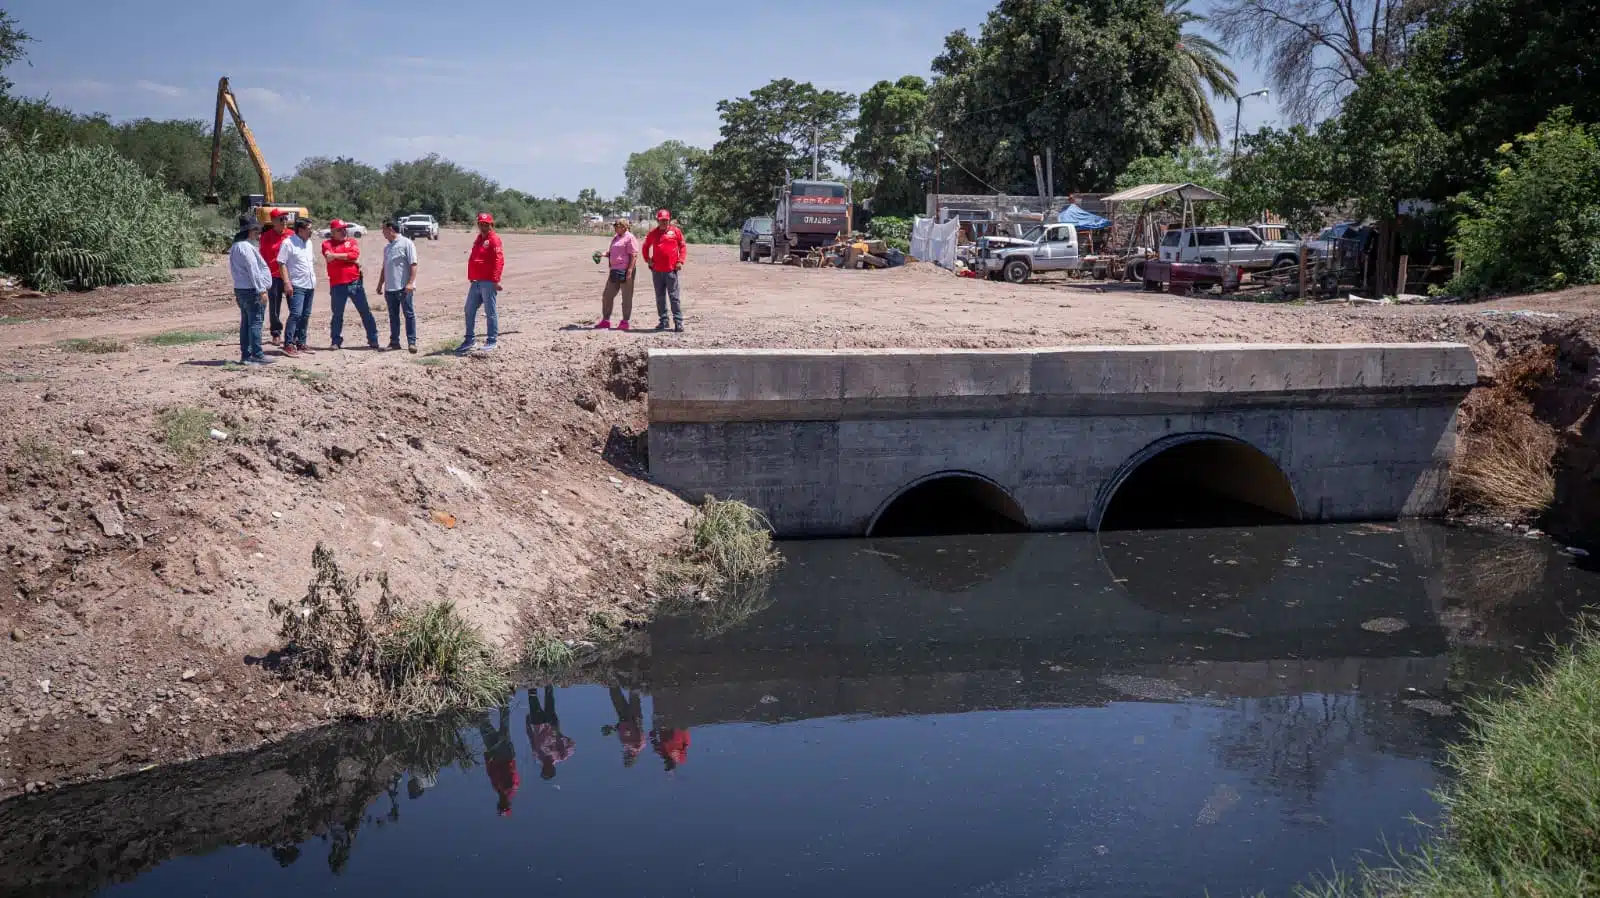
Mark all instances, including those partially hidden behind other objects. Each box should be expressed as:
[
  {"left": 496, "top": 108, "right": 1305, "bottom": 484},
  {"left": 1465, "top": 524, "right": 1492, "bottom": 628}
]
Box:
[
  {"left": 595, "top": 208, "right": 689, "bottom": 332},
  {"left": 226, "top": 210, "right": 506, "bottom": 364},
  {"left": 478, "top": 686, "right": 691, "bottom": 817}
]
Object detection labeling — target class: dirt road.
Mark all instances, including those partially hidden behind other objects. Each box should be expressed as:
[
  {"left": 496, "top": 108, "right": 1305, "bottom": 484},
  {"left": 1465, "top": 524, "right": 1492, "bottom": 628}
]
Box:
[{"left": 2, "top": 229, "right": 1597, "bottom": 795}]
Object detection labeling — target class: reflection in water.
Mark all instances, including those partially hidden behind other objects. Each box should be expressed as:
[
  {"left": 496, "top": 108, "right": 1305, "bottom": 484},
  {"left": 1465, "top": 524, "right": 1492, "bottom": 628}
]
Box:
[{"left": 1, "top": 524, "right": 1595, "bottom": 898}]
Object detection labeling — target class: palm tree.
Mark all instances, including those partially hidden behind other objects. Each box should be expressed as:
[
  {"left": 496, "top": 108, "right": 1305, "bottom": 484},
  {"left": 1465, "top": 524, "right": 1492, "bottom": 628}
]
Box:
[{"left": 1167, "top": 0, "right": 1238, "bottom": 144}]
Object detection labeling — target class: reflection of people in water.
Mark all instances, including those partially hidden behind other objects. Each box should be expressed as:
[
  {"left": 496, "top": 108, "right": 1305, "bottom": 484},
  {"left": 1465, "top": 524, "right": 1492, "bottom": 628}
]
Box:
[
  {"left": 602, "top": 686, "right": 648, "bottom": 767},
  {"left": 479, "top": 703, "right": 519, "bottom": 817},
  {"left": 650, "top": 726, "right": 691, "bottom": 772},
  {"left": 527, "top": 685, "right": 576, "bottom": 780}
]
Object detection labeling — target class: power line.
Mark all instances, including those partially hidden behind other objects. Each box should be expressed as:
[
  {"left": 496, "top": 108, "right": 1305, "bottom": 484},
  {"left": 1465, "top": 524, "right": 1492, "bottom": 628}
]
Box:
[{"left": 939, "top": 146, "right": 1005, "bottom": 195}]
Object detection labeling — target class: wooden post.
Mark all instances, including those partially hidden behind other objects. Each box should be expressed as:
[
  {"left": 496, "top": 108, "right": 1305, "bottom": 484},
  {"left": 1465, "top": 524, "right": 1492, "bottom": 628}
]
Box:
[
  {"left": 1299, "top": 245, "right": 1308, "bottom": 300},
  {"left": 1454, "top": 253, "right": 1463, "bottom": 280},
  {"left": 1397, "top": 255, "right": 1409, "bottom": 295}
]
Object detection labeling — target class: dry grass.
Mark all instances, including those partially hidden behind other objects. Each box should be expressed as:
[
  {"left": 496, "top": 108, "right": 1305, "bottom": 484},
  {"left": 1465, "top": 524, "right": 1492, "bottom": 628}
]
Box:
[
  {"left": 1451, "top": 346, "right": 1561, "bottom": 519},
  {"left": 653, "top": 496, "right": 781, "bottom": 600},
  {"left": 156, "top": 406, "right": 217, "bottom": 462},
  {"left": 58, "top": 337, "right": 127, "bottom": 354}
]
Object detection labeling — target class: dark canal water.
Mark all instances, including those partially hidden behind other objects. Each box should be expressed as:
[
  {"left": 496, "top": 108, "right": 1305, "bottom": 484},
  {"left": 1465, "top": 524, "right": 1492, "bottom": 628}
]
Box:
[{"left": 2, "top": 523, "right": 1594, "bottom": 898}]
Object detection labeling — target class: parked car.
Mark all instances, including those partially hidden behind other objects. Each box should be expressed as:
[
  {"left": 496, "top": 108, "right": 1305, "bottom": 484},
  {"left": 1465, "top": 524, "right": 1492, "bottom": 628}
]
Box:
[
  {"left": 1306, "top": 221, "right": 1360, "bottom": 259},
  {"left": 978, "top": 222, "right": 1080, "bottom": 283},
  {"left": 739, "top": 216, "right": 775, "bottom": 262},
  {"left": 318, "top": 222, "right": 366, "bottom": 239},
  {"left": 399, "top": 214, "right": 439, "bottom": 241},
  {"left": 1157, "top": 226, "right": 1301, "bottom": 271}
]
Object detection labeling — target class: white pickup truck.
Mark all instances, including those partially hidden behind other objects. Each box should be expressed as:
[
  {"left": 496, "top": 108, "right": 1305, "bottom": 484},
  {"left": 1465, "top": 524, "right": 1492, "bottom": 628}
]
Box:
[
  {"left": 399, "top": 214, "right": 440, "bottom": 241},
  {"left": 979, "top": 223, "right": 1080, "bottom": 283},
  {"left": 1157, "top": 226, "right": 1302, "bottom": 272}
]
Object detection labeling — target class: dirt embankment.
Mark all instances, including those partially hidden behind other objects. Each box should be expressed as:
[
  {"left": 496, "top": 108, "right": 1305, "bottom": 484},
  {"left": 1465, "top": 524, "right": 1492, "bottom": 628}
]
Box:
[{"left": 4, "top": 233, "right": 1600, "bottom": 796}]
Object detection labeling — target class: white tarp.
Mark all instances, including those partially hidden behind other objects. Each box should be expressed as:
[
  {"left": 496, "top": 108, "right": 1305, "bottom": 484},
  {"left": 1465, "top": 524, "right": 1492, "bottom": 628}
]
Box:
[
  {"left": 932, "top": 218, "right": 960, "bottom": 269},
  {"left": 910, "top": 216, "right": 933, "bottom": 261}
]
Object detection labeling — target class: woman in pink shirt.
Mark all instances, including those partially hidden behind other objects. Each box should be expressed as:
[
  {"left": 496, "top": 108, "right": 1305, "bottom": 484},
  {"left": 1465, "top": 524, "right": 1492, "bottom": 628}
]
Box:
[{"left": 596, "top": 218, "right": 639, "bottom": 330}]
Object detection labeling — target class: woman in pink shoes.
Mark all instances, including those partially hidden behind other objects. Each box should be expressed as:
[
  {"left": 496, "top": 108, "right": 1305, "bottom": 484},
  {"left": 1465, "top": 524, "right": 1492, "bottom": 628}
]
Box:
[{"left": 596, "top": 218, "right": 639, "bottom": 330}]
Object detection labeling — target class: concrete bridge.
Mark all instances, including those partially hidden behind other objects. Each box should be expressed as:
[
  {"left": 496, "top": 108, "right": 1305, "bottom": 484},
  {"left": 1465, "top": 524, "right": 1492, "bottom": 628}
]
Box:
[{"left": 646, "top": 344, "right": 1477, "bottom": 537}]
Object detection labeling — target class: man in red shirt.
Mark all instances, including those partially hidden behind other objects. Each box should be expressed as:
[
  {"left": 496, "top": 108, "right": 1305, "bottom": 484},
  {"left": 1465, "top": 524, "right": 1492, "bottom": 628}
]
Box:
[
  {"left": 322, "top": 219, "right": 378, "bottom": 349},
  {"left": 258, "top": 209, "right": 290, "bottom": 346},
  {"left": 640, "top": 209, "right": 687, "bottom": 332},
  {"left": 457, "top": 212, "right": 504, "bottom": 354}
]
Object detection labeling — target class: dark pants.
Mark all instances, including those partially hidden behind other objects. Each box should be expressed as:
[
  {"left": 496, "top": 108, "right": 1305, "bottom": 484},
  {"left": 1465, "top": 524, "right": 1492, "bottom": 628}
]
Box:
[
  {"left": 330, "top": 280, "right": 378, "bottom": 347},
  {"left": 651, "top": 269, "right": 682, "bottom": 324},
  {"left": 267, "top": 277, "right": 285, "bottom": 338},
  {"left": 384, "top": 289, "right": 417, "bottom": 347},
  {"left": 234, "top": 288, "right": 265, "bottom": 361},
  {"left": 285, "top": 286, "right": 314, "bottom": 347}
]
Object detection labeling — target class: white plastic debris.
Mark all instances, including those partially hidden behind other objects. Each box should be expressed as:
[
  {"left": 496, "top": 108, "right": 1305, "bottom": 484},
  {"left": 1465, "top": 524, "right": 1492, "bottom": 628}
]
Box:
[
  {"left": 38, "top": 679, "right": 50, "bottom": 694},
  {"left": 209, "top": 429, "right": 229, "bottom": 441},
  {"left": 70, "top": 449, "right": 86, "bottom": 457}
]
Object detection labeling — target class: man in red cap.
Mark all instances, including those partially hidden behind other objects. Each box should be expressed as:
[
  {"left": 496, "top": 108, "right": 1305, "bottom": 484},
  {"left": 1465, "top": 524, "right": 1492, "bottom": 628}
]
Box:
[
  {"left": 641, "top": 209, "right": 687, "bottom": 332},
  {"left": 322, "top": 219, "right": 379, "bottom": 349},
  {"left": 258, "top": 209, "right": 290, "bottom": 345},
  {"left": 457, "top": 212, "right": 504, "bottom": 354}
]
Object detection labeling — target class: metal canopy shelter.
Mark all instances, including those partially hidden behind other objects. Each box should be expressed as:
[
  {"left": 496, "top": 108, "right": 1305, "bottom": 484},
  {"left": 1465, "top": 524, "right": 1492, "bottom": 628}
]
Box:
[{"left": 1103, "top": 183, "right": 1232, "bottom": 267}]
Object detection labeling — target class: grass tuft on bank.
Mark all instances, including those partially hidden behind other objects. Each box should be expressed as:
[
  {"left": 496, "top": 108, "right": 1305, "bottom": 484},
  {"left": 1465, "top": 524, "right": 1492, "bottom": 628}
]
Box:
[
  {"left": 58, "top": 337, "right": 126, "bottom": 354},
  {"left": 382, "top": 601, "right": 509, "bottom": 715},
  {"left": 653, "top": 496, "right": 781, "bottom": 599},
  {"left": 1298, "top": 624, "right": 1600, "bottom": 897},
  {"left": 146, "top": 330, "right": 224, "bottom": 346},
  {"left": 1453, "top": 346, "right": 1560, "bottom": 520},
  {"left": 157, "top": 405, "right": 216, "bottom": 461}
]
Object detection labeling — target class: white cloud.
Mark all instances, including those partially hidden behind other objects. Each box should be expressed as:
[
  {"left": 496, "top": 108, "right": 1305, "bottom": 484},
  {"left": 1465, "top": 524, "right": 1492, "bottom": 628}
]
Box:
[
  {"left": 237, "top": 86, "right": 289, "bottom": 111},
  {"left": 135, "top": 80, "right": 185, "bottom": 98},
  {"left": 380, "top": 130, "right": 626, "bottom": 166}
]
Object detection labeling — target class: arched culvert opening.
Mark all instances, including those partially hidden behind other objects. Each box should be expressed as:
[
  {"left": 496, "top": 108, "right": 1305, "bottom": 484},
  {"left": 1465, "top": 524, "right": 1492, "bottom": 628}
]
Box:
[
  {"left": 1096, "top": 435, "right": 1300, "bottom": 531},
  {"left": 868, "top": 473, "right": 1028, "bottom": 538}
]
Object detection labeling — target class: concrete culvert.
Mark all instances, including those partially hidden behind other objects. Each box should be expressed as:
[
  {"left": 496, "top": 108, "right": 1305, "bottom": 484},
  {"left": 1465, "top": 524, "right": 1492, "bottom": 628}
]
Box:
[
  {"left": 869, "top": 473, "right": 1028, "bottom": 538},
  {"left": 1097, "top": 436, "right": 1300, "bottom": 530}
]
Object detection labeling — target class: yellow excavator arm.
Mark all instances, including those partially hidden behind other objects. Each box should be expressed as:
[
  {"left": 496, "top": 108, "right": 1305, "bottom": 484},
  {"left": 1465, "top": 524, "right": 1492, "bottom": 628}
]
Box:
[{"left": 204, "top": 76, "right": 275, "bottom": 206}]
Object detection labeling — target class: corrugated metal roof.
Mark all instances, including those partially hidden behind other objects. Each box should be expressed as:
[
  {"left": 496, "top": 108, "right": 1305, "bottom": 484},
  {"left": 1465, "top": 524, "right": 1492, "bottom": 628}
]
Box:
[{"left": 1101, "top": 182, "right": 1229, "bottom": 203}]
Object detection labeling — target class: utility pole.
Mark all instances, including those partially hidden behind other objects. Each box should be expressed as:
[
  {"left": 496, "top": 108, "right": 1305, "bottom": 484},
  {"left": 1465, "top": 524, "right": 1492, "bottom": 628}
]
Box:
[
  {"left": 812, "top": 126, "right": 819, "bottom": 181},
  {"left": 933, "top": 142, "right": 942, "bottom": 222},
  {"left": 1045, "top": 147, "right": 1054, "bottom": 208}
]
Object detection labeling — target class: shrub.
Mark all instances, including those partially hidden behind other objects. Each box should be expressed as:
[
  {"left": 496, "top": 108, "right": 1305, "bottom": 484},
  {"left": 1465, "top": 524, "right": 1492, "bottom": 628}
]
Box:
[
  {"left": 523, "top": 632, "right": 576, "bottom": 673},
  {"left": 683, "top": 226, "right": 738, "bottom": 245},
  {"left": 57, "top": 337, "right": 126, "bottom": 353},
  {"left": 867, "top": 216, "right": 912, "bottom": 252},
  {"left": 1449, "top": 108, "right": 1600, "bottom": 296},
  {"left": 146, "top": 330, "right": 223, "bottom": 346},
  {"left": 0, "top": 142, "right": 206, "bottom": 291},
  {"left": 654, "top": 496, "right": 781, "bottom": 599}
]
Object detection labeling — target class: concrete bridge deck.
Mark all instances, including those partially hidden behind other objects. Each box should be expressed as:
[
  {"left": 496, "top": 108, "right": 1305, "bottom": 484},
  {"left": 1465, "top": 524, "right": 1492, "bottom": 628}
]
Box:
[{"left": 646, "top": 344, "right": 1477, "bottom": 537}]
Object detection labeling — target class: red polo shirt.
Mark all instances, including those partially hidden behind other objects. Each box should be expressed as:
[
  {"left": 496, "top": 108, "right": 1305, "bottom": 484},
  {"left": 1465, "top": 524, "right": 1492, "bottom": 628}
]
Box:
[
  {"left": 259, "top": 227, "right": 288, "bottom": 280},
  {"left": 321, "top": 237, "right": 361, "bottom": 286},
  {"left": 468, "top": 231, "right": 504, "bottom": 283},
  {"left": 642, "top": 225, "right": 686, "bottom": 273}
]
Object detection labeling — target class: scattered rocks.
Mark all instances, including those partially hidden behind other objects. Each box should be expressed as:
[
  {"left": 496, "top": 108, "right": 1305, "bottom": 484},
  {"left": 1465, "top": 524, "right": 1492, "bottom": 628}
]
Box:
[
  {"left": 10, "top": 628, "right": 25, "bottom": 642},
  {"left": 85, "top": 420, "right": 108, "bottom": 437},
  {"left": 90, "top": 502, "right": 125, "bottom": 538},
  {"left": 180, "top": 669, "right": 197, "bottom": 681},
  {"left": 574, "top": 393, "right": 599, "bottom": 412},
  {"left": 253, "top": 719, "right": 274, "bottom": 733}
]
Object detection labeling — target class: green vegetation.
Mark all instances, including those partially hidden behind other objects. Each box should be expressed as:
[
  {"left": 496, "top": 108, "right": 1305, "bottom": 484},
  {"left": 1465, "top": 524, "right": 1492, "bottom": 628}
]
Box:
[
  {"left": 625, "top": 140, "right": 704, "bottom": 216},
  {"left": 57, "top": 336, "right": 127, "bottom": 353},
  {"left": 9, "top": 435, "right": 64, "bottom": 475},
  {"left": 522, "top": 632, "right": 577, "bottom": 674},
  {"left": 287, "top": 367, "right": 330, "bottom": 385},
  {"left": 381, "top": 601, "right": 510, "bottom": 715},
  {"left": 156, "top": 405, "right": 216, "bottom": 461},
  {"left": 654, "top": 496, "right": 782, "bottom": 599},
  {"left": 270, "top": 544, "right": 510, "bottom": 714},
  {"left": 683, "top": 226, "right": 737, "bottom": 245},
  {"left": 867, "top": 216, "right": 912, "bottom": 252},
  {"left": 146, "top": 330, "right": 224, "bottom": 347},
  {"left": 0, "top": 315, "right": 28, "bottom": 324},
  {"left": 1299, "top": 626, "right": 1600, "bottom": 897},
  {"left": 1449, "top": 110, "right": 1600, "bottom": 296},
  {"left": 0, "top": 143, "right": 204, "bottom": 291},
  {"left": 847, "top": 77, "right": 934, "bottom": 218}
]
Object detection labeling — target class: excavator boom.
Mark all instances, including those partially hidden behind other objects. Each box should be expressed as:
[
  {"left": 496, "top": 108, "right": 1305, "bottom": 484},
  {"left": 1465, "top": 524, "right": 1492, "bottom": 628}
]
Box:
[{"left": 204, "top": 76, "right": 275, "bottom": 207}]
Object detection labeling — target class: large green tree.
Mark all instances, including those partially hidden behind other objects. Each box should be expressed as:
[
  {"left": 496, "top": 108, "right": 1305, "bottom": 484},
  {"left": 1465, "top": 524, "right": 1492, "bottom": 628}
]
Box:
[
  {"left": 847, "top": 76, "right": 934, "bottom": 217},
  {"left": 0, "top": 10, "right": 29, "bottom": 95},
  {"left": 1166, "top": 0, "right": 1237, "bottom": 144},
  {"left": 1404, "top": 0, "right": 1600, "bottom": 200},
  {"left": 694, "top": 78, "right": 856, "bottom": 226},
  {"left": 625, "top": 139, "right": 704, "bottom": 214},
  {"left": 927, "top": 0, "right": 1190, "bottom": 195}
]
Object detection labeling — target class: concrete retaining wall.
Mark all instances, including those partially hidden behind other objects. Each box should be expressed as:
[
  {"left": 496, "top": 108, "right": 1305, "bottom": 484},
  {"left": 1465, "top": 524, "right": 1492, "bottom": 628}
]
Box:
[{"left": 647, "top": 344, "right": 1477, "bottom": 537}]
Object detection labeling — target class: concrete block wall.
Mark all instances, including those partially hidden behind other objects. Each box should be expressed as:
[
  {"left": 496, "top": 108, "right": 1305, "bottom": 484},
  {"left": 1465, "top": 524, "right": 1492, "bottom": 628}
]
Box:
[{"left": 647, "top": 345, "right": 1477, "bottom": 537}]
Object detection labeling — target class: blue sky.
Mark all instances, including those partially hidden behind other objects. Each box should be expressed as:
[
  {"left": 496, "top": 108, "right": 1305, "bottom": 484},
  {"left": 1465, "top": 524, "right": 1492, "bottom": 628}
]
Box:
[{"left": 5, "top": 0, "right": 1279, "bottom": 199}]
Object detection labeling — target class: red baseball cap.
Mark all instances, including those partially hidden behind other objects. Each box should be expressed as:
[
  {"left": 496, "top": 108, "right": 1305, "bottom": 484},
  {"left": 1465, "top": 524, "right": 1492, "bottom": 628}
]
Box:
[
  {"left": 477, "top": 212, "right": 495, "bottom": 224},
  {"left": 329, "top": 219, "right": 348, "bottom": 231},
  {"left": 656, "top": 209, "right": 671, "bottom": 221},
  {"left": 269, "top": 208, "right": 287, "bottom": 220}
]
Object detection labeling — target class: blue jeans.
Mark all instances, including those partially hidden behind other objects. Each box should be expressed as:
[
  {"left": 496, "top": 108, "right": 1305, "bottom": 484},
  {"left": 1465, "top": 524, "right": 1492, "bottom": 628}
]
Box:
[
  {"left": 651, "top": 270, "right": 682, "bottom": 324},
  {"left": 464, "top": 280, "right": 498, "bottom": 343},
  {"left": 285, "top": 286, "right": 314, "bottom": 347},
  {"left": 234, "top": 288, "right": 265, "bottom": 361},
  {"left": 267, "top": 277, "right": 286, "bottom": 339},
  {"left": 385, "top": 289, "right": 417, "bottom": 346},
  {"left": 330, "top": 281, "right": 378, "bottom": 347}
]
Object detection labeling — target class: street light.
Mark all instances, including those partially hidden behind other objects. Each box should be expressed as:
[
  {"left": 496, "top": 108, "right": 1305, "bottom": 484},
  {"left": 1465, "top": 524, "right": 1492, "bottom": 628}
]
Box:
[{"left": 1232, "top": 89, "right": 1270, "bottom": 166}]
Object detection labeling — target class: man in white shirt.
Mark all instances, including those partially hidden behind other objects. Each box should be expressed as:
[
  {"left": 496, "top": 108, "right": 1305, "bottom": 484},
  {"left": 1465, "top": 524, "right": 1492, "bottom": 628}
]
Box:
[
  {"left": 276, "top": 219, "right": 319, "bottom": 356},
  {"left": 376, "top": 221, "right": 420, "bottom": 353}
]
